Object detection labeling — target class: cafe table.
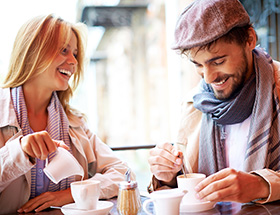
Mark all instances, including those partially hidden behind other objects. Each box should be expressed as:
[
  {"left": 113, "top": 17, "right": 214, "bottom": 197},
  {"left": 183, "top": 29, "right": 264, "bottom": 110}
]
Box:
[{"left": 3, "top": 195, "right": 280, "bottom": 215}]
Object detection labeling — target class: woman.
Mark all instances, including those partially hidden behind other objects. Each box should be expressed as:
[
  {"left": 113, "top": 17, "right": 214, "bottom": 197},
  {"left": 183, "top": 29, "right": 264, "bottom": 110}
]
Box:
[{"left": 0, "top": 14, "right": 130, "bottom": 214}]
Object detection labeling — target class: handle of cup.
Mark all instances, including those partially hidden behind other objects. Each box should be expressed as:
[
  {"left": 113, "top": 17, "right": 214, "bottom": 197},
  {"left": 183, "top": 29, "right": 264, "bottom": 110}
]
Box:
[
  {"left": 143, "top": 199, "right": 154, "bottom": 215},
  {"left": 45, "top": 157, "right": 49, "bottom": 167}
]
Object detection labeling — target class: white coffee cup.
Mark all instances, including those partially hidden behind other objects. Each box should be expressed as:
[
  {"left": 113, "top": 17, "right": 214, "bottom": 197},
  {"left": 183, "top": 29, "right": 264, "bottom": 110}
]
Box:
[
  {"left": 143, "top": 189, "right": 186, "bottom": 215},
  {"left": 43, "top": 147, "right": 84, "bottom": 184},
  {"left": 177, "top": 173, "right": 206, "bottom": 204},
  {"left": 71, "top": 180, "right": 101, "bottom": 210}
]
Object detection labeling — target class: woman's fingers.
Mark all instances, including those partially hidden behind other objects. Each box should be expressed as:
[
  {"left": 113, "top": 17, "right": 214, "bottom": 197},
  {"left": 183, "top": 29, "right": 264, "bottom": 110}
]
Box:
[
  {"left": 20, "top": 131, "right": 64, "bottom": 160},
  {"left": 53, "top": 140, "right": 69, "bottom": 150}
]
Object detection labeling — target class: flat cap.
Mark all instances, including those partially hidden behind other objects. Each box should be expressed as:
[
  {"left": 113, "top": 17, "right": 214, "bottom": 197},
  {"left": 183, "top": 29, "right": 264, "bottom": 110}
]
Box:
[{"left": 172, "top": 0, "right": 250, "bottom": 50}]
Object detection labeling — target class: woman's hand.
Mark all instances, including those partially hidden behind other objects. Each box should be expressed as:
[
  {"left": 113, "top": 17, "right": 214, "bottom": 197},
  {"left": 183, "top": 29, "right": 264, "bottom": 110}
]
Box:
[
  {"left": 20, "top": 131, "right": 69, "bottom": 160},
  {"left": 195, "top": 168, "right": 269, "bottom": 203},
  {"left": 148, "top": 142, "right": 183, "bottom": 186},
  {"left": 17, "top": 188, "right": 73, "bottom": 213}
]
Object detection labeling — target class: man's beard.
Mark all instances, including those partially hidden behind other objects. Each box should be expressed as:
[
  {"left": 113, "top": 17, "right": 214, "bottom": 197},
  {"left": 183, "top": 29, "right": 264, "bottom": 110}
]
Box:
[{"left": 213, "top": 51, "right": 249, "bottom": 100}]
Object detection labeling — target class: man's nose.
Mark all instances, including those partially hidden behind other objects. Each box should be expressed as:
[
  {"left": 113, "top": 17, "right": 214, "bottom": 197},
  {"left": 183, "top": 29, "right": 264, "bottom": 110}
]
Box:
[{"left": 202, "top": 67, "right": 216, "bottom": 84}]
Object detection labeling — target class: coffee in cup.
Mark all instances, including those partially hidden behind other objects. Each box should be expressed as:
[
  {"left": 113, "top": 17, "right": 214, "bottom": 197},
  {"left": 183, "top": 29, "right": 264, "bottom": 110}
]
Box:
[
  {"left": 71, "top": 180, "right": 101, "bottom": 210},
  {"left": 143, "top": 188, "right": 186, "bottom": 215},
  {"left": 177, "top": 173, "right": 206, "bottom": 204}
]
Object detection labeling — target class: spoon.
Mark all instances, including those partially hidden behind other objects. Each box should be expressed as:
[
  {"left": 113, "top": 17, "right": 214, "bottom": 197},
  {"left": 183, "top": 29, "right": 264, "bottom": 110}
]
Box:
[
  {"left": 125, "top": 168, "right": 131, "bottom": 182},
  {"left": 181, "top": 159, "right": 187, "bottom": 177},
  {"left": 174, "top": 142, "right": 193, "bottom": 175},
  {"left": 50, "top": 206, "right": 88, "bottom": 211}
]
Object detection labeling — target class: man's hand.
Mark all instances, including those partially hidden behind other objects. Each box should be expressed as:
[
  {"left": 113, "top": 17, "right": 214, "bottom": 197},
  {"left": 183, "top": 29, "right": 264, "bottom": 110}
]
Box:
[
  {"left": 17, "top": 188, "right": 73, "bottom": 213},
  {"left": 148, "top": 142, "right": 183, "bottom": 186},
  {"left": 195, "top": 168, "right": 269, "bottom": 203},
  {"left": 20, "top": 131, "right": 69, "bottom": 160}
]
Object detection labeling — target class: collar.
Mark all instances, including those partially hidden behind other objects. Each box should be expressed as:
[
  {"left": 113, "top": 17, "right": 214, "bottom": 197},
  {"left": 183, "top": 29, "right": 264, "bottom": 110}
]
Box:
[
  {"left": 0, "top": 88, "right": 19, "bottom": 128},
  {"left": 0, "top": 87, "right": 84, "bottom": 129}
]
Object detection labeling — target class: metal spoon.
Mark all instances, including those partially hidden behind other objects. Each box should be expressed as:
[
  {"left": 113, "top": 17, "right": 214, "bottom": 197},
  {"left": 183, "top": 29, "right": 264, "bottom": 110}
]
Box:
[
  {"left": 50, "top": 206, "right": 88, "bottom": 211},
  {"left": 181, "top": 159, "right": 187, "bottom": 177},
  {"left": 125, "top": 168, "right": 131, "bottom": 182},
  {"left": 174, "top": 142, "right": 193, "bottom": 175}
]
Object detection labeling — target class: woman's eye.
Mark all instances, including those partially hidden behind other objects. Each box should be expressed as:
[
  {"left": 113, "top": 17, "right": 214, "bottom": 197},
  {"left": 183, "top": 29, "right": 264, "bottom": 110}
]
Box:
[{"left": 61, "top": 48, "right": 68, "bottom": 55}]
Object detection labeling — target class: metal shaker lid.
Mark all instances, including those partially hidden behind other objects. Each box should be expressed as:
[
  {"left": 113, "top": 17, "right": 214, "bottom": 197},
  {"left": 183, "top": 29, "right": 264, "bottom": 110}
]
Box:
[{"left": 119, "top": 180, "right": 138, "bottom": 189}]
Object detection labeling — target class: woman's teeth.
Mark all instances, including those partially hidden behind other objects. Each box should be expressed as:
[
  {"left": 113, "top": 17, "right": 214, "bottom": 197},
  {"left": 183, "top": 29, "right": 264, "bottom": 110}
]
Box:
[{"left": 59, "top": 69, "right": 71, "bottom": 77}]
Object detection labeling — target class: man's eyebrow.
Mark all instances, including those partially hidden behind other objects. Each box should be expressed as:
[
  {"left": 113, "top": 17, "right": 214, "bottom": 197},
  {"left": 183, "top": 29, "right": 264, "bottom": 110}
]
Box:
[
  {"left": 190, "top": 55, "right": 227, "bottom": 65},
  {"left": 190, "top": 59, "right": 200, "bottom": 65},
  {"left": 206, "top": 55, "right": 227, "bottom": 64}
]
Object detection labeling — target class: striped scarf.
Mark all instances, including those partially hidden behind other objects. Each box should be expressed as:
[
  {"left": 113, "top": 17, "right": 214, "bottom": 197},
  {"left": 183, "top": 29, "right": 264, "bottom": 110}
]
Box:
[
  {"left": 11, "top": 86, "right": 74, "bottom": 198},
  {"left": 193, "top": 48, "right": 280, "bottom": 175}
]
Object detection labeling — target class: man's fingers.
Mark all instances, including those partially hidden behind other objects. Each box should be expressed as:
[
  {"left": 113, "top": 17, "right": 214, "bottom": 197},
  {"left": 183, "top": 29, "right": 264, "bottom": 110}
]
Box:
[
  {"left": 196, "top": 175, "right": 232, "bottom": 200},
  {"left": 156, "top": 142, "right": 174, "bottom": 150},
  {"left": 150, "top": 163, "right": 181, "bottom": 173},
  {"left": 199, "top": 185, "right": 233, "bottom": 202},
  {"left": 196, "top": 168, "right": 236, "bottom": 191},
  {"left": 149, "top": 148, "right": 181, "bottom": 167},
  {"left": 156, "top": 142, "right": 180, "bottom": 156}
]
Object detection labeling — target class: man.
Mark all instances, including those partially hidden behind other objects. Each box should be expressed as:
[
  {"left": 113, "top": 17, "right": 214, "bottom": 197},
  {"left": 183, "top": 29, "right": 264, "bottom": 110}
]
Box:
[{"left": 148, "top": 0, "right": 280, "bottom": 204}]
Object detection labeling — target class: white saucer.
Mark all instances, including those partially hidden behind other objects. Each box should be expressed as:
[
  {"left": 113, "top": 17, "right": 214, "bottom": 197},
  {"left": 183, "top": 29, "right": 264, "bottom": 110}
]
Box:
[
  {"left": 180, "top": 201, "right": 216, "bottom": 213},
  {"left": 61, "top": 201, "right": 113, "bottom": 215}
]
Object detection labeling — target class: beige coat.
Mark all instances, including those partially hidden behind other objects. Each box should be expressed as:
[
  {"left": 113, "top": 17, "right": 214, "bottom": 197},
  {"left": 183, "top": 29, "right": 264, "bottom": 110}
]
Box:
[
  {"left": 0, "top": 88, "right": 130, "bottom": 214},
  {"left": 151, "top": 61, "right": 280, "bottom": 204}
]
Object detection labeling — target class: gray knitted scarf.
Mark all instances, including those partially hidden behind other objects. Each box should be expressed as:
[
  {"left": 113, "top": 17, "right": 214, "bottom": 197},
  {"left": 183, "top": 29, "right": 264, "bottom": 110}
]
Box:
[{"left": 193, "top": 48, "right": 280, "bottom": 175}]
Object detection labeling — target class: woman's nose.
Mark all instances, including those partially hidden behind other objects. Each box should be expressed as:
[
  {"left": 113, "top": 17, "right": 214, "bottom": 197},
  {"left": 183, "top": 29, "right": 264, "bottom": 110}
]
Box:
[{"left": 67, "top": 53, "right": 77, "bottom": 65}]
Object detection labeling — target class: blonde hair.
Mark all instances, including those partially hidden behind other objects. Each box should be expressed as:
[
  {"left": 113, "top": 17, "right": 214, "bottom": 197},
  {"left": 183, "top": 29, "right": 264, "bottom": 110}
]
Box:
[{"left": 2, "top": 14, "right": 88, "bottom": 115}]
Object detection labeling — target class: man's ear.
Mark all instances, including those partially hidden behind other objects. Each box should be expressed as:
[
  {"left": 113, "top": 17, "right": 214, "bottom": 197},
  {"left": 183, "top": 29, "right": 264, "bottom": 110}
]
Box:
[{"left": 246, "top": 27, "right": 257, "bottom": 50}]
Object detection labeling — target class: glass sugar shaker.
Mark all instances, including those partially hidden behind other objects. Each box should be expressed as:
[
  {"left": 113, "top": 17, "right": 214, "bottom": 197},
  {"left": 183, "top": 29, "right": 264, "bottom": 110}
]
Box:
[{"left": 117, "top": 169, "right": 141, "bottom": 215}]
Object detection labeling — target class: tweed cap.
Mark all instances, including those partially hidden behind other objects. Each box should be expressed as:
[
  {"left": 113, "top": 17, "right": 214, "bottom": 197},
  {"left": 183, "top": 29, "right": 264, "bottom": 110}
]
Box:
[{"left": 172, "top": 0, "right": 250, "bottom": 50}]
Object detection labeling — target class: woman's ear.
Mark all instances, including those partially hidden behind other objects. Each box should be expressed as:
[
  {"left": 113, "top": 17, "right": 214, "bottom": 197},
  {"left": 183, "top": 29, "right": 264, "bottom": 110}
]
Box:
[{"left": 246, "top": 27, "right": 257, "bottom": 50}]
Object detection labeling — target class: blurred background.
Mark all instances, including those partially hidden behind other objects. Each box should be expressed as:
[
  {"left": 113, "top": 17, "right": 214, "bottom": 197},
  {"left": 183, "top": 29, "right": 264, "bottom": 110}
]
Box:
[{"left": 0, "top": 0, "right": 279, "bottom": 192}]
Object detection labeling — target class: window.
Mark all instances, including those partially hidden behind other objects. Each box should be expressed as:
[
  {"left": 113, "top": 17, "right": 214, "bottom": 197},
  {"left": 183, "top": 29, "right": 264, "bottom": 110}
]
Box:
[{"left": 241, "top": 0, "right": 280, "bottom": 60}]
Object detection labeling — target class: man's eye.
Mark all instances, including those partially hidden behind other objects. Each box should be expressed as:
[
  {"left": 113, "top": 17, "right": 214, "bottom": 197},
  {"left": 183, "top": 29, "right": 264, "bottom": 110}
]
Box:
[
  {"left": 213, "top": 60, "right": 224, "bottom": 66},
  {"left": 195, "top": 64, "right": 203, "bottom": 68}
]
